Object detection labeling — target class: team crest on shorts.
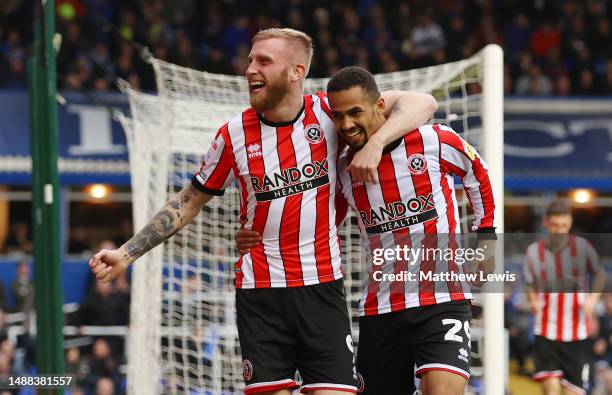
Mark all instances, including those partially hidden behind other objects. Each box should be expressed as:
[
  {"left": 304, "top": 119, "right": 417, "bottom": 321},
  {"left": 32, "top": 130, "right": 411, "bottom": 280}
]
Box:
[
  {"left": 408, "top": 153, "right": 428, "bottom": 175},
  {"left": 242, "top": 359, "right": 253, "bottom": 381},
  {"left": 304, "top": 124, "right": 324, "bottom": 144}
]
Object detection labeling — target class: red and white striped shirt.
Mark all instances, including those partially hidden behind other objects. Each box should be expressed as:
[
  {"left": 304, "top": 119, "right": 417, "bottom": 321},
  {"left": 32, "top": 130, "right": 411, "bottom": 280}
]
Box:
[
  {"left": 337, "top": 123, "right": 495, "bottom": 316},
  {"left": 524, "top": 236, "right": 600, "bottom": 342},
  {"left": 192, "top": 92, "right": 343, "bottom": 289}
]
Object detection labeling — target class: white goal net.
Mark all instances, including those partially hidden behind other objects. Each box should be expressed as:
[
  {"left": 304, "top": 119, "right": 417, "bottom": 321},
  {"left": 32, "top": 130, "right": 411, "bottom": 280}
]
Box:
[{"left": 117, "top": 44, "right": 504, "bottom": 395}]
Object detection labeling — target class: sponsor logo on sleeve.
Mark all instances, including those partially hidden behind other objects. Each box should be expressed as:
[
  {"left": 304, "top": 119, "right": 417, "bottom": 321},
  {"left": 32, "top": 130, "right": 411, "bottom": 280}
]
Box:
[{"left": 463, "top": 140, "right": 477, "bottom": 161}]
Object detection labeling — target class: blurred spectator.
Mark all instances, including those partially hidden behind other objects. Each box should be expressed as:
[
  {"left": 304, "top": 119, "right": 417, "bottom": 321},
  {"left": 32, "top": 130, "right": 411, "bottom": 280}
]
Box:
[
  {"left": 4, "top": 221, "right": 32, "bottom": 254},
  {"left": 505, "top": 285, "right": 531, "bottom": 375},
  {"left": 0, "top": 339, "right": 18, "bottom": 374},
  {"left": 0, "top": 282, "right": 8, "bottom": 313},
  {"left": 409, "top": 12, "right": 446, "bottom": 61},
  {"left": 575, "top": 68, "right": 597, "bottom": 95},
  {"left": 593, "top": 368, "right": 612, "bottom": 395},
  {"left": 597, "top": 295, "right": 612, "bottom": 362},
  {"left": 0, "top": 0, "right": 609, "bottom": 96},
  {"left": 96, "top": 376, "right": 115, "bottom": 395},
  {"left": 78, "top": 279, "right": 129, "bottom": 326},
  {"left": 554, "top": 73, "right": 572, "bottom": 96},
  {"left": 530, "top": 19, "right": 561, "bottom": 60},
  {"left": 82, "top": 338, "right": 119, "bottom": 394},
  {"left": 504, "top": 13, "right": 532, "bottom": 63},
  {"left": 0, "top": 353, "right": 12, "bottom": 377},
  {"left": 562, "top": 14, "right": 588, "bottom": 62},
  {"left": 112, "top": 220, "right": 133, "bottom": 248},
  {"left": 69, "top": 227, "right": 91, "bottom": 255},
  {"left": 220, "top": 15, "right": 250, "bottom": 59},
  {"left": 443, "top": 14, "right": 468, "bottom": 62},
  {"left": 10, "top": 260, "right": 33, "bottom": 313},
  {"left": 600, "top": 60, "right": 612, "bottom": 94},
  {"left": 515, "top": 64, "right": 553, "bottom": 95},
  {"left": 67, "top": 388, "right": 85, "bottom": 395},
  {"left": 65, "top": 346, "right": 90, "bottom": 389},
  {"left": 470, "top": 15, "right": 503, "bottom": 50},
  {"left": 591, "top": 18, "right": 611, "bottom": 61},
  {"left": 0, "top": 310, "right": 7, "bottom": 342}
]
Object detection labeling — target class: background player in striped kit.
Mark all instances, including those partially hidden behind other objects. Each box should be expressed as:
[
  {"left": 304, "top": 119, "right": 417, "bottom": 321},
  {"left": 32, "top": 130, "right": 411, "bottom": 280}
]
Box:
[
  {"left": 525, "top": 199, "right": 606, "bottom": 395},
  {"left": 89, "top": 29, "right": 438, "bottom": 395},
  {"left": 238, "top": 66, "right": 496, "bottom": 395}
]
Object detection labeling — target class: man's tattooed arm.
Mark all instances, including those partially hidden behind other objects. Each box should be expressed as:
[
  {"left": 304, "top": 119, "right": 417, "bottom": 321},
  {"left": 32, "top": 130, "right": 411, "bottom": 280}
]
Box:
[{"left": 121, "top": 182, "right": 212, "bottom": 263}]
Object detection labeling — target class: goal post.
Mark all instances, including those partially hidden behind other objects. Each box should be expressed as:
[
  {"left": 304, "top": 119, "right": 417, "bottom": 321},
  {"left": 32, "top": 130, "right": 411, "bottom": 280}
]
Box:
[
  {"left": 480, "top": 44, "right": 505, "bottom": 395},
  {"left": 118, "top": 44, "right": 505, "bottom": 394}
]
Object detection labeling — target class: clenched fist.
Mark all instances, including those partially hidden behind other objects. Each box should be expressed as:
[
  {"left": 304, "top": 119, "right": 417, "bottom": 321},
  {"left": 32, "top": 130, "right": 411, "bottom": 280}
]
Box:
[{"left": 89, "top": 248, "right": 129, "bottom": 284}]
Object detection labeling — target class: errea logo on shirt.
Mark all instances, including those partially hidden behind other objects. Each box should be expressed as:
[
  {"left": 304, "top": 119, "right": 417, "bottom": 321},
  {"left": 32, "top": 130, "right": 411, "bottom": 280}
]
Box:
[{"left": 247, "top": 143, "right": 262, "bottom": 159}]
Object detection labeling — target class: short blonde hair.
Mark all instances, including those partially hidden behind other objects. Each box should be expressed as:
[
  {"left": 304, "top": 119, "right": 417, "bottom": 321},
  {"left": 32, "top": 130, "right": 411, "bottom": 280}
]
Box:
[{"left": 252, "top": 28, "right": 314, "bottom": 73}]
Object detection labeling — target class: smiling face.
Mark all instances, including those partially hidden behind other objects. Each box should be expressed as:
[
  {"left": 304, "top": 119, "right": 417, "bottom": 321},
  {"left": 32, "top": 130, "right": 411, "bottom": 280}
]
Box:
[
  {"left": 328, "top": 86, "right": 385, "bottom": 150},
  {"left": 246, "top": 38, "right": 297, "bottom": 113}
]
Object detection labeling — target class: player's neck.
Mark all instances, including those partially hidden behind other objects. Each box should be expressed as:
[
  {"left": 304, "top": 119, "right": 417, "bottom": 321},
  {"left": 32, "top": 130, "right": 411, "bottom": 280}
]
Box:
[
  {"left": 546, "top": 234, "right": 570, "bottom": 252},
  {"left": 367, "top": 113, "right": 388, "bottom": 141},
  {"left": 259, "top": 92, "right": 304, "bottom": 124}
]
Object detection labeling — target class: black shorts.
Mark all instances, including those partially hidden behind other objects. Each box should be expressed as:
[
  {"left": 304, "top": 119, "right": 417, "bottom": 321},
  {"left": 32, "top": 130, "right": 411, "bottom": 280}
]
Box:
[
  {"left": 533, "top": 335, "right": 590, "bottom": 394},
  {"left": 356, "top": 301, "right": 472, "bottom": 395},
  {"left": 236, "top": 279, "right": 358, "bottom": 394}
]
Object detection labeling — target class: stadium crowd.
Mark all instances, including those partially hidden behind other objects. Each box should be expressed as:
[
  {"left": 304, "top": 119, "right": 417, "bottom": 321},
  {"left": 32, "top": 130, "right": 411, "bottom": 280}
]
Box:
[{"left": 1, "top": 0, "right": 612, "bottom": 95}]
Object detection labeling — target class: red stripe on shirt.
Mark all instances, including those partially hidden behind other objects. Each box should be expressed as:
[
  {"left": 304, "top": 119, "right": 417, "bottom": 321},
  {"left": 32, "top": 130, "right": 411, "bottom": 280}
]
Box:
[
  {"left": 570, "top": 236, "right": 579, "bottom": 340},
  {"left": 351, "top": 177, "right": 381, "bottom": 315},
  {"left": 435, "top": 125, "right": 464, "bottom": 300},
  {"left": 276, "top": 124, "right": 304, "bottom": 286},
  {"left": 376, "top": 152, "right": 408, "bottom": 311},
  {"left": 222, "top": 126, "right": 247, "bottom": 288},
  {"left": 304, "top": 96, "right": 334, "bottom": 281},
  {"left": 242, "top": 109, "right": 271, "bottom": 288},
  {"left": 199, "top": 124, "right": 234, "bottom": 190},
  {"left": 539, "top": 241, "right": 549, "bottom": 336},
  {"left": 316, "top": 91, "right": 332, "bottom": 120},
  {"left": 404, "top": 130, "right": 437, "bottom": 306},
  {"left": 555, "top": 251, "right": 564, "bottom": 341}
]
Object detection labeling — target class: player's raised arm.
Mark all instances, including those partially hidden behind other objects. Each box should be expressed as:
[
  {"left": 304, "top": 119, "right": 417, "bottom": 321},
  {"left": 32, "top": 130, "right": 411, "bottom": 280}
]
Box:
[
  {"left": 89, "top": 183, "right": 213, "bottom": 283},
  {"left": 348, "top": 90, "right": 438, "bottom": 183},
  {"left": 436, "top": 124, "right": 495, "bottom": 233},
  {"left": 91, "top": 125, "right": 237, "bottom": 283},
  {"left": 435, "top": 123, "right": 497, "bottom": 284}
]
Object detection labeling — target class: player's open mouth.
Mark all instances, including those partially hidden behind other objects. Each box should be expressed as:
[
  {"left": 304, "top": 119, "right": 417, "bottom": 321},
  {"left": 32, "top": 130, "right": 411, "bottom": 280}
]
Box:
[{"left": 249, "top": 81, "right": 266, "bottom": 94}]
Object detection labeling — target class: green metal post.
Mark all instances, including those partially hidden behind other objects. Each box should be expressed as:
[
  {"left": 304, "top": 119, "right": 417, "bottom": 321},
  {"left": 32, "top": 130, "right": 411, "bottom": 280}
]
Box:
[{"left": 28, "top": 0, "right": 65, "bottom": 392}]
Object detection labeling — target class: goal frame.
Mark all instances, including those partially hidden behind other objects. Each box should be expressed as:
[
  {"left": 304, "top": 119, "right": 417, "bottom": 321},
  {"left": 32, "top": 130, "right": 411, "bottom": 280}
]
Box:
[{"left": 119, "top": 44, "right": 505, "bottom": 395}]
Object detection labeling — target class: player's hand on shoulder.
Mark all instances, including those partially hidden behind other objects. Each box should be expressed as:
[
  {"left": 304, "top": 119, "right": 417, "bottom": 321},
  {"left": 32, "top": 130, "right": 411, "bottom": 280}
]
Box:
[
  {"left": 348, "top": 138, "right": 384, "bottom": 184},
  {"left": 89, "top": 248, "right": 129, "bottom": 284}
]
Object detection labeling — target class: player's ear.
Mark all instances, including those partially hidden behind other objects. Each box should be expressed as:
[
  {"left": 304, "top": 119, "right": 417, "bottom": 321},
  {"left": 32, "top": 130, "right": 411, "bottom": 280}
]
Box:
[
  {"left": 376, "top": 95, "right": 385, "bottom": 114},
  {"left": 292, "top": 63, "right": 306, "bottom": 82}
]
